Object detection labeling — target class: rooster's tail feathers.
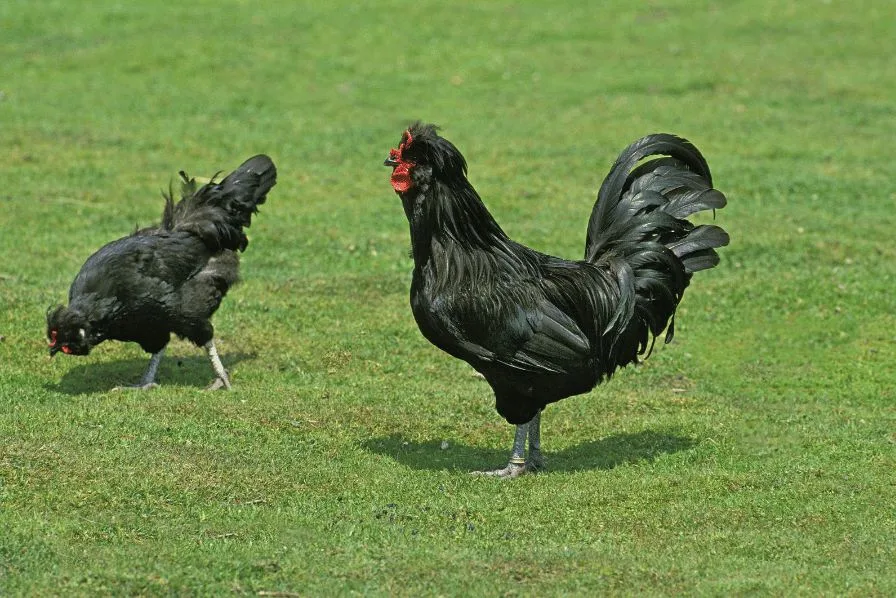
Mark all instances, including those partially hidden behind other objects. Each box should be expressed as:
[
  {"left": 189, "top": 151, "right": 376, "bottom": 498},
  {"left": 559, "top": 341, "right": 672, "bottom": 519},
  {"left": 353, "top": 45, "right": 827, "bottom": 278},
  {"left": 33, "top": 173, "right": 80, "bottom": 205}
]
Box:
[
  {"left": 162, "top": 155, "right": 277, "bottom": 252},
  {"left": 585, "top": 134, "right": 728, "bottom": 357},
  {"left": 585, "top": 134, "right": 727, "bottom": 271},
  {"left": 587, "top": 135, "right": 709, "bottom": 246},
  {"left": 666, "top": 224, "right": 729, "bottom": 273}
]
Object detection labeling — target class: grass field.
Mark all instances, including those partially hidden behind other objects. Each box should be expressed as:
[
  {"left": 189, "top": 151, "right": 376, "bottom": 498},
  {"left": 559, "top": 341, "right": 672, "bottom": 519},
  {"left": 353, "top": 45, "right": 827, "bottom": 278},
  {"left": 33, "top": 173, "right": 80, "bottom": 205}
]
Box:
[{"left": 1, "top": 0, "right": 894, "bottom": 595}]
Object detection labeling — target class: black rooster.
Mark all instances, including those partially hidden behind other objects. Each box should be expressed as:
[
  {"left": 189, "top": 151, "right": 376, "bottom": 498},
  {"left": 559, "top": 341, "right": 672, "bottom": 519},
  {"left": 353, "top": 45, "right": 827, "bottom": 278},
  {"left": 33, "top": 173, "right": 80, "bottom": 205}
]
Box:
[
  {"left": 385, "top": 123, "right": 728, "bottom": 477},
  {"left": 47, "top": 155, "right": 277, "bottom": 390}
]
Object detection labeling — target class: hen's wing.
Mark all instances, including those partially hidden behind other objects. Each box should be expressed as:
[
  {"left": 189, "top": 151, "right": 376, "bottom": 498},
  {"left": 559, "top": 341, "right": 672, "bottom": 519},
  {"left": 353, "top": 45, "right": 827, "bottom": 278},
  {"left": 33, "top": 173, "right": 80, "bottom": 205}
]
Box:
[{"left": 70, "top": 231, "right": 211, "bottom": 311}]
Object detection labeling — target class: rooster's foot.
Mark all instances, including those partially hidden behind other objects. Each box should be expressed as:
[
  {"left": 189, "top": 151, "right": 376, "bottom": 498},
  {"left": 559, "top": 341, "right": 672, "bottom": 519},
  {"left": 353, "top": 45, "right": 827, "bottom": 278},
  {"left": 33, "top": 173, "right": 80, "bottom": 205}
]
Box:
[
  {"left": 472, "top": 461, "right": 531, "bottom": 478},
  {"left": 526, "top": 450, "right": 546, "bottom": 471}
]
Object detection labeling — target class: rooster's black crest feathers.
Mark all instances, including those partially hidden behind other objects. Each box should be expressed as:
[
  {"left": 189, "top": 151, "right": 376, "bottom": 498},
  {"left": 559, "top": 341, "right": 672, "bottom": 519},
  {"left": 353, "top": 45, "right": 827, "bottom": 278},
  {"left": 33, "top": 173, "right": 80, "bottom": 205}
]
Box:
[{"left": 401, "top": 122, "right": 468, "bottom": 180}]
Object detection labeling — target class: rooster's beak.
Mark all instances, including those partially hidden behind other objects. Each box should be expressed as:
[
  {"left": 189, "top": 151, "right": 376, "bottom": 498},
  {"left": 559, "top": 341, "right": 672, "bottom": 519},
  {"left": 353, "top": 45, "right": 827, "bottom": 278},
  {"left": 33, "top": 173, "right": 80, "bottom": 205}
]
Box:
[{"left": 384, "top": 156, "right": 399, "bottom": 167}]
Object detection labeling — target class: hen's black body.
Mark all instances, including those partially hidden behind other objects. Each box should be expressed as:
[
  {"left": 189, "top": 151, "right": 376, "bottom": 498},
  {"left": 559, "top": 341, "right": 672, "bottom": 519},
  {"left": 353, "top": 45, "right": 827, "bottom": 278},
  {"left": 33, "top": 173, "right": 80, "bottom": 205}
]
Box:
[
  {"left": 385, "top": 123, "right": 728, "bottom": 474},
  {"left": 47, "top": 155, "right": 276, "bottom": 388}
]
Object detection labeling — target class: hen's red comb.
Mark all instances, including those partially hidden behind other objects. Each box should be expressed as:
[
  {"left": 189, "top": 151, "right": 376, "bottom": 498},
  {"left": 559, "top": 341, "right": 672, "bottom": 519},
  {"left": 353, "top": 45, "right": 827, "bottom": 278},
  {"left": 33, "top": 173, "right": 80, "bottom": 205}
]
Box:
[{"left": 397, "top": 130, "right": 414, "bottom": 157}]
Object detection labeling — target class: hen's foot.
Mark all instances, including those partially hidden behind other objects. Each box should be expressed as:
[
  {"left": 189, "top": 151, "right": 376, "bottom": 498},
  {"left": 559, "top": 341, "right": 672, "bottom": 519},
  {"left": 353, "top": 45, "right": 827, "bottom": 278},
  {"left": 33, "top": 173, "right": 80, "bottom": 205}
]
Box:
[
  {"left": 204, "top": 340, "right": 231, "bottom": 390},
  {"left": 205, "top": 376, "right": 231, "bottom": 391},
  {"left": 112, "top": 382, "right": 159, "bottom": 392},
  {"left": 113, "top": 350, "right": 165, "bottom": 391}
]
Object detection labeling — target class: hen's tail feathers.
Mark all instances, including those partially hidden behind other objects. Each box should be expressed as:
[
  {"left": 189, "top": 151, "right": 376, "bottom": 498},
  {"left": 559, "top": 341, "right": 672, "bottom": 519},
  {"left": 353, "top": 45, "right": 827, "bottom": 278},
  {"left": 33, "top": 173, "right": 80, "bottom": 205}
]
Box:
[
  {"left": 162, "top": 155, "right": 277, "bottom": 252},
  {"left": 584, "top": 134, "right": 729, "bottom": 358}
]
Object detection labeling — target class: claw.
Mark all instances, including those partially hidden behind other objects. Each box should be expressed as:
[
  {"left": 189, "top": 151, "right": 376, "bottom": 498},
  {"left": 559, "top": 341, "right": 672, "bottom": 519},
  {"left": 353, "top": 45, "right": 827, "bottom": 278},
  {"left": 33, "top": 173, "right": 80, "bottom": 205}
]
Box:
[
  {"left": 472, "top": 414, "right": 546, "bottom": 478},
  {"left": 205, "top": 376, "right": 231, "bottom": 391},
  {"left": 471, "top": 462, "right": 530, "bottom": 478},
  {"left": 526, "top": 450, "right": 546, "bottom": 471},
  {"left": 112, "top": 382, "right": 159, "bottom": 392},
  {"left": 204, "top": 340, "right": 231, "bottom": 390}
]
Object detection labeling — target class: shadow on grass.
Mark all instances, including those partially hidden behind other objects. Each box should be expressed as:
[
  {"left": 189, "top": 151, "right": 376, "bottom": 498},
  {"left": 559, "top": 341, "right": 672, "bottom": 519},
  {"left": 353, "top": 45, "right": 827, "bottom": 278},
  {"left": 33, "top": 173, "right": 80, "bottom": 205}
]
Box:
[
  {"left": 46, "top": 352, "right": 256, "bottom": 395},
  {"left": 363, "top": 430, "right": 697, "bottom": 473}
]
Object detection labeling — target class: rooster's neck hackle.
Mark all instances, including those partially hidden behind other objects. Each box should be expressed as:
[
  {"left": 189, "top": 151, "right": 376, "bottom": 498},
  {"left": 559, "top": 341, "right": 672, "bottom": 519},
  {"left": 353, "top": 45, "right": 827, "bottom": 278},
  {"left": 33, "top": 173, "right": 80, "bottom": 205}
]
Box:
[
  {"left": 398, "top": 128, "right": 510, "bottom": 266},
  {"left": 404, "top": 174, "right": 511, "bottom": 268}
]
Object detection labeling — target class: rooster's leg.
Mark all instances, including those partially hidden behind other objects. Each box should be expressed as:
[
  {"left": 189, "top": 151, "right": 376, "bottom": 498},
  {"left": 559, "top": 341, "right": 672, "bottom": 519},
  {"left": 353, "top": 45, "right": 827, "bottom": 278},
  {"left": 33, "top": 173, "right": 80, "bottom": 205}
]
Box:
[
  {"left": 526, "top": 411, "right": 545, "bottom": 471},
  {"left": 474, "top": 422, "right": 529, "bottom": 478},
  {"left": 113, "top": 349, "right": 164, "bottom": 391},
  {"left": 204, "top": 339, "right": 232, "bottom": 390}
]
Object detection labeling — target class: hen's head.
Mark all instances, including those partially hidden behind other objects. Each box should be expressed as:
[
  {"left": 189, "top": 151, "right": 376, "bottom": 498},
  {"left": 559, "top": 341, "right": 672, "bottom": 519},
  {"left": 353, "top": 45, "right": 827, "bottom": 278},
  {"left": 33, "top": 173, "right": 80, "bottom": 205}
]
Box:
[
  {"left": 46, "top": 305, "right": 92, "bottom": 357},
  {"left": 384, "top": 122, "right": 467, "bottom": 194}
]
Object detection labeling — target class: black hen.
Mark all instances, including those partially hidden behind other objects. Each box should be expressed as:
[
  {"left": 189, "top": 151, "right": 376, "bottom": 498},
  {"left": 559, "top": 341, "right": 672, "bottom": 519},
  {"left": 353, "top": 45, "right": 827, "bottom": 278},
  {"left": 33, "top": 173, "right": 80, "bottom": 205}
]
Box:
[
  {"left": 47, "top": 155, "right": 277, "bottom": 390},
  {"left": 385, "top": 123, "right": 728, "bottom": 477}
]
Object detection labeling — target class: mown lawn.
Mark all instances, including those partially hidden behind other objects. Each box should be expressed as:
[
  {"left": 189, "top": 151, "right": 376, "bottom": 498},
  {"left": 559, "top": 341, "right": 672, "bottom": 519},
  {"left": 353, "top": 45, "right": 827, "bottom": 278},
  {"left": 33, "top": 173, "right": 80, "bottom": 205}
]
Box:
[{"left": 1, "top": 0, "right": 893, "bottom": 595}]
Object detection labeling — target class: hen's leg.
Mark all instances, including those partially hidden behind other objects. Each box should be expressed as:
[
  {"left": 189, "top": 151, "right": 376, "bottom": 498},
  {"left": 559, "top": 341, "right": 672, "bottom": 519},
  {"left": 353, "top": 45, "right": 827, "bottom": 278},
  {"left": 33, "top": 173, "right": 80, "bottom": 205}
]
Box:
[
  {"left": 526, "top": 411, "right": 546, "bottom": 471},
  {"left": 204, "top": 339, "right": 232, "bottom": 390},
  {"left": 113, "top": 349, "right": 164, "bottom": 391},
  {"left": 474, "top": 422, "right": 528, "bottom": 478}
]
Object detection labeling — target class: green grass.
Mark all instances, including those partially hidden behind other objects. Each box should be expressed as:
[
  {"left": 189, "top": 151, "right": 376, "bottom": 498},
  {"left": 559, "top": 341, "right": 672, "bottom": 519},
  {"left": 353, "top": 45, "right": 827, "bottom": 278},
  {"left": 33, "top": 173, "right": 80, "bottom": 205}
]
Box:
[{"left": 1, "top": 0, "right": 894, "bottom": 595}]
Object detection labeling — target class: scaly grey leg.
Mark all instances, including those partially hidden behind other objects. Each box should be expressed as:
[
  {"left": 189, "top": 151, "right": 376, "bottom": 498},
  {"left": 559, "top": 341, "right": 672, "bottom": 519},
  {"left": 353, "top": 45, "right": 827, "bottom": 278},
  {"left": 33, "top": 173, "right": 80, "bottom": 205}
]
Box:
[
  {"left": 474, "top": 421, "right": 529, "bottom": 478},
  {"left": 113, "top": 348, "right": 165, "bottom": 391},
  {"left": 526, "top": 411, "right": 546, "bottom": 471},
  {"left": 204, "top": 339, "right": 231, "bottom": 390}
]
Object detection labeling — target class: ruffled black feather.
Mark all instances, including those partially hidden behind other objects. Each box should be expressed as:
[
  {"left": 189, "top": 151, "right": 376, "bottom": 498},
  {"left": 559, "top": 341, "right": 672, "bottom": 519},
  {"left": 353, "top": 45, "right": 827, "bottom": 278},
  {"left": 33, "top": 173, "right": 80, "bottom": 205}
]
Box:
[
  {"left": 163, "top": 155, "right": 277, "bottom": 252},
  {"left": 47, "top": 155, "right": 277, "bottom": 361}
]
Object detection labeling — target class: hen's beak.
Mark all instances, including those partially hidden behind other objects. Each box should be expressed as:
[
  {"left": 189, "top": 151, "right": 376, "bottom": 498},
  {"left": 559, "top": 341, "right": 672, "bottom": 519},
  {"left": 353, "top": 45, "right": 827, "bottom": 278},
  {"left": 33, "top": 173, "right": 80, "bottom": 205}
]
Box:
[
  {"left": 384, "top": 156, "right": 399, "bottom": 167},
  {"left": 49, "top": 345, "right": 60, "bottom": 357}
]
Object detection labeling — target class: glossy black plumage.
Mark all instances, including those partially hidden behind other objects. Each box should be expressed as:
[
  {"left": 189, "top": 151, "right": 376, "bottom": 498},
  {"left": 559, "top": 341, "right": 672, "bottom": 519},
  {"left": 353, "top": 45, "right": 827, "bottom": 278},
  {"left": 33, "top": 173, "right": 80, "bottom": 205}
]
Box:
[
  {"left": 47, "top": 155, "right": 276, "bottom": 385},
  {"left": 387, "top": 124, "right": 728, "bottom": 426}
]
